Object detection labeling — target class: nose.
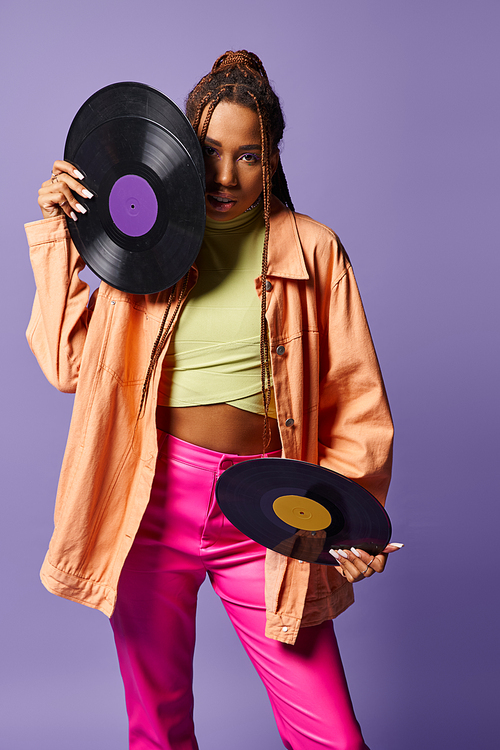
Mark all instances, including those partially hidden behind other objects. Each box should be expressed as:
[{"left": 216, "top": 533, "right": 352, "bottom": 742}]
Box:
[{"left": 214, "top": 156, "right": 237, "bottom": 187}]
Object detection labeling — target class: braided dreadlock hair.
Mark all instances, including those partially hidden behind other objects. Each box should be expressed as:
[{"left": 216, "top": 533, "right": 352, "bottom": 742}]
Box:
[
  {"left": 186, "top": 50, "right": 294, "bottom": 212},
  {"left": 140, "top": 51, "right": 294, "bottom": 452}
]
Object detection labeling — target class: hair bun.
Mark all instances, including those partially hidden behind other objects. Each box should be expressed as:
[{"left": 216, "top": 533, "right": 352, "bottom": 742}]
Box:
[{"left": 211, "top": 50, "right": 269, "bottom": 81}]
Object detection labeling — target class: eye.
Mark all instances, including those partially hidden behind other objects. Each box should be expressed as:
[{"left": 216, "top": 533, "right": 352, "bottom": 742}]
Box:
[
  {"left": 239, "top": 152, "right": 261, "bottom": 164},
  {"left": 203, "top": 146, "right": 219, "bottom": 158}
]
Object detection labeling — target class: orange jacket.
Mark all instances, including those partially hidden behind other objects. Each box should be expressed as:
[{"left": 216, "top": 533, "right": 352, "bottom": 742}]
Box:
[{"left": 26, "top": 198, "right": 393, "bottom": 645}]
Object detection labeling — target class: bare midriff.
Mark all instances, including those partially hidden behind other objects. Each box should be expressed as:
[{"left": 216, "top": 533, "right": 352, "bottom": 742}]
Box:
[{"left": 156, "top": 404, "right": 282, "bottom": 455}]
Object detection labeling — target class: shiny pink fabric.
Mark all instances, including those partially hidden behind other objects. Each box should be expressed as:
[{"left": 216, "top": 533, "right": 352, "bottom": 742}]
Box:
[{"left": 111, "top": 433, "right": 368, "bottom": 750}]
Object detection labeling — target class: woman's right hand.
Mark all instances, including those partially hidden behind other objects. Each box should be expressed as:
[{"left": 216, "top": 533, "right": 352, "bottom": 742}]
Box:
[{"left": 38, "top": 160, "right": 94, "bottom": 221}]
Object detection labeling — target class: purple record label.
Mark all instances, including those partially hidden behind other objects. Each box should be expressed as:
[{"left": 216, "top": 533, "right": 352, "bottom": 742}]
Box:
[{"left": 108, "top": 174, "right": 158, "bottom": 236}]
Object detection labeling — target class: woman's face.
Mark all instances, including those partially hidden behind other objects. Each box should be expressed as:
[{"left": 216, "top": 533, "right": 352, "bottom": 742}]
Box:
[{"left": 199, "top": 101, "right": 278, "bottom": 222}]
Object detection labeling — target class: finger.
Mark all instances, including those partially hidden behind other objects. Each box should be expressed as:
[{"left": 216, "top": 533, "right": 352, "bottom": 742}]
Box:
[
  {"left": 38, "top": 183, "right": 86, "bottom": 220},
  {"left": 367, "top": 543, "right": 404, "bottom": 574},
  {"left": 358, "top": 550, "right": 390, "bottom": 574},
  {"left": 39, "top": 190, "right": 76, "bottom": 220},
  {"left": 360, "top": 548, "right": 397, "bottom": 574},
  {"left": 330, "top": 549, "right": 375, "bottom": 582},
  {"left": 382, "top": 543, "right": 404, "bottom": 553},
  {"left": 52, "top": 159, "right": 85, "bottom": 181},
  {"left": 39, "top": 173, "right": 93, "bottom": 220},
  {"left": 331, "top": 542, "right": 404, "bottom": 580},
  {"left": 50, "top": 170, "right": 94, "bottom": 201},
  {"left": 348, "top": 547, "right": 380, "bottom": 574},
  {"left": 341, "top": 561, "right": 374, "bottom": 584}
]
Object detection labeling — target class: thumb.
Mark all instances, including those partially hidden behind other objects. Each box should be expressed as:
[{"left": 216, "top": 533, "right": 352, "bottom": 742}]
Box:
[{"left": 382, "top": 542, "right": 404, "bottom": 554}]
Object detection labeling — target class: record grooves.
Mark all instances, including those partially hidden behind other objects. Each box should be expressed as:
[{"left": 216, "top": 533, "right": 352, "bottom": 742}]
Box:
[
  {"left": 216, "top": 458, "right": 391, "bottom": 566},
  {"left": 64, "top": 83, "right": 206, "bottom": 295},
  {"left": 65, "top": 83, "right": 205, "bottom": 181}
]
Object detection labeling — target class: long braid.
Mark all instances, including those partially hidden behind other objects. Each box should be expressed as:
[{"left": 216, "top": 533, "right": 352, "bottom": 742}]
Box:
[
  {"left": 198, "top": 93, "right": 222, "bottom": 143},
  {"left": 190, "top": 92, "right": 212, "bottom": 136},
  {"left": 138, "top": 272, "right": 190, "bottom": 418},
  {"left": 247, "top": 91, "right": 273, "bottom": 451},
  {"left": 273, "top": 161, "right": 295, "bottom": 213}
]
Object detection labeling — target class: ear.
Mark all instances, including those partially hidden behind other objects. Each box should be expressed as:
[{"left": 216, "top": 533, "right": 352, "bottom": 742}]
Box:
[{"left": 270, "top": 149, "right": 280, "bottom": 177}]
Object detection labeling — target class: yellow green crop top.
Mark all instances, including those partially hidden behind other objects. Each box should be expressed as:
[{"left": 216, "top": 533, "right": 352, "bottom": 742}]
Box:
[{"left": 157, "top": 203, "right": 277, "bottom": 418}]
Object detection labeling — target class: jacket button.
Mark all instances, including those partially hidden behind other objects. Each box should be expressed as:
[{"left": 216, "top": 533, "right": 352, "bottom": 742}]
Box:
[
  {"left": 265, "top": 280, "right": 273, "bottom": 292},
  {"left": 282, "top": 626, "right": 288, "bottom": 632},
  {"left": 285, "top": 418, "right": 294, "bottom": 427},
  {"left": 276, "top": 345, "right": 285, "bottom": 355}
]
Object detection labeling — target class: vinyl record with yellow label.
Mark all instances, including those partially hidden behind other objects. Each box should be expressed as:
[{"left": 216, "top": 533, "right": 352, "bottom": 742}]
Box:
[{"left": 215, "top": 458, "right": 392, "bottom": 565}]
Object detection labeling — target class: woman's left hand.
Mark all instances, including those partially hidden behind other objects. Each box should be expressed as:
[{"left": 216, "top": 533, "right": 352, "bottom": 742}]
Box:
[{"left": 329, "top": 543, "right": 403, "bottom": 583}]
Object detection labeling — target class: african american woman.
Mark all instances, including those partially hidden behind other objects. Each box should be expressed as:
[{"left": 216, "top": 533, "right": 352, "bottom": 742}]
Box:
[{"left": 27, "top": 50, "right": 401, "bottom": 750}]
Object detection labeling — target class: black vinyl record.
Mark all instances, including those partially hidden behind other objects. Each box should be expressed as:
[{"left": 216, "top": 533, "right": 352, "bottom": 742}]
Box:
[
  {"left": 65, "top": 82, "right": 205, "bottom": 182},
  {"left": 65, "top": 116, "right": 205, "bottom": 294},
  {"left": 215, "top": 458, "right": 392, "bottom": 565},
  {"left": 64, "top": 83, "right": 206, "bottom": 294}
]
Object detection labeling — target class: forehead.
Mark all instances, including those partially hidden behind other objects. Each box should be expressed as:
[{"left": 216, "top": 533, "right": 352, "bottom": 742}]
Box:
[{"left": 203, "top": 101, "right": 261, "bottom": 146}]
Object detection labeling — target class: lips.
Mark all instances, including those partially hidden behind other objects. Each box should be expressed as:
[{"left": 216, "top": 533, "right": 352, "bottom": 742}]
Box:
[
  {"left": 207, "top": 193, "right": 237, "bottom": 212},
  {"left": 210, "top": 195, "right": 233, "bottom": 203}
]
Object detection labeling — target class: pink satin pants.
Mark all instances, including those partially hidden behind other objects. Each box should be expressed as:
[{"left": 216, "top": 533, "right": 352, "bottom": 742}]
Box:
[{"left": 111, "top": 433, "right": 369, "bottom": 750}]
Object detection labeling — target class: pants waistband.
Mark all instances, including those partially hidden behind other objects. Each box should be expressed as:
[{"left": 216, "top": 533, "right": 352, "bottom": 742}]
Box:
[{"left": 157, "top": 431, "right": 281, "bottom": 473}]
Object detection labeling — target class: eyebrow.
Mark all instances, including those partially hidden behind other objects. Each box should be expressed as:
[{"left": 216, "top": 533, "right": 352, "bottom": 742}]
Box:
[{"left": 205, "top": 137, "right": 261, "bottom": 150}]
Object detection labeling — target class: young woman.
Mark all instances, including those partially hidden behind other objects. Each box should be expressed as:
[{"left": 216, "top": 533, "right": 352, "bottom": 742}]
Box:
[{"left": 28, "top": 50, "right": 398, "bottom": 750}]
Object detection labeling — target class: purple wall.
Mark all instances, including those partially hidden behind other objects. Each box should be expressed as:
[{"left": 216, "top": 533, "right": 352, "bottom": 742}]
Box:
[{"left": 1, "top": 1, "right": 498, "bottom": 747}]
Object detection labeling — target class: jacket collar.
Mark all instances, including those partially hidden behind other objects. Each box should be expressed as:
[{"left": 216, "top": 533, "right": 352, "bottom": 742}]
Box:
[{"left": 267, "top": 197, "right": 309, "bottom": 280}]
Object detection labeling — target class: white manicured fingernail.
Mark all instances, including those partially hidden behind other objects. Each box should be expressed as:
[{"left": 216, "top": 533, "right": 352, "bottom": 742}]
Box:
[
  {"left": 329, "top": 549, "right": 340, "bottom": 560},
  {"left": 75, "top": 203, "right": 87, "bottom": 214},
  {"left": 82, "top": 189, "right": 93, "bottom": 199},
  {"left": 350, "top": 547, "right": 361, "bottom": 557},
  {"left": 74, "top": 169, "right": 84, "bottom": 180},
  {"left": 337, "top": 549, "right": 348, "bottom": 559},
  {"left": 70, "top": 211, "right": 78, "bottom": 221},
  {"left": 391, "top": 543, "right": 404, "bottom": 548}
]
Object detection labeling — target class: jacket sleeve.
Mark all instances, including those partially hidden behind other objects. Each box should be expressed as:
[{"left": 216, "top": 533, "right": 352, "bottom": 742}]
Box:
[
  {"left": 317, "top": 250, "right": 393, "bottom": 505},
  {"left": 25, "top": 215, "right": 95, "bottom": 393}
]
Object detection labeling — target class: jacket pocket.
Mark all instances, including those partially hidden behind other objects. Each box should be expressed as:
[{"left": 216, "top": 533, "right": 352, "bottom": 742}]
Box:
[{"left": 96, "top": 296, "right": 154, "bottom": 386}]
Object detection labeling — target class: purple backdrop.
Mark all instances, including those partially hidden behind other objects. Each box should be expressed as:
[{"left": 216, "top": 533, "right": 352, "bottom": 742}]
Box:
[{"left": 1, "top": 1, "right": 498, "bottom": 748}]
